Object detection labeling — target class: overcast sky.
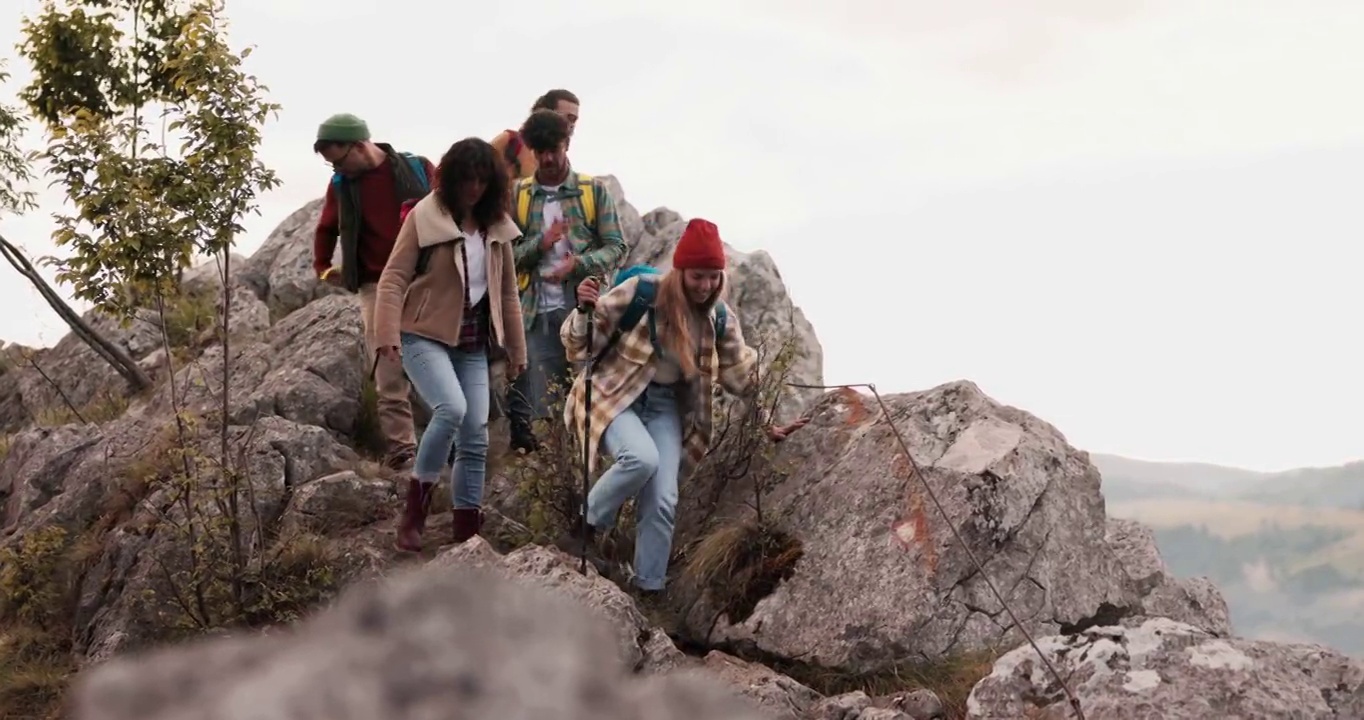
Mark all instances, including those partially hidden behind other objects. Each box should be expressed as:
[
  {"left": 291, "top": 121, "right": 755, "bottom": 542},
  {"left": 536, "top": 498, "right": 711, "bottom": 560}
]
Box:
[{"left": 1, "top": 0, "right": 1360, "bottom": 472}]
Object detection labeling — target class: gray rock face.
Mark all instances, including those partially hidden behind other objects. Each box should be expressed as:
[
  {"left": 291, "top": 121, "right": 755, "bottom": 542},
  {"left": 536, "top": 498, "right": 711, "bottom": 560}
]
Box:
[
  {"left": 684, "top": 380, "right": 1143, "bottom": 672},
  {"left": 966, "top": 617, "right": 1364, "bottom": 719},
  {"left": 701, "top": 650, "right": 823, "bottom": 719},
  {"left": 237, "top": 198, "right": 344, "bottom": 321},
  {"left": 432, "top": 538, "right": 689, "bottom": 675},
  {"left": 1104, "top": 517, "right": 1232, "bottom": 636},
  {"left": 69, "top": 560, "right": 773, "bottom": 720}
]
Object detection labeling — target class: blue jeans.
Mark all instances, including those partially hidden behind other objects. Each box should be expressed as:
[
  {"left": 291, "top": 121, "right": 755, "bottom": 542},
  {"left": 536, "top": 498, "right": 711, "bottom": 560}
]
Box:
[
  {"left": 400, "top": 332, "right": 490, "bottom": 508},
  {"left": 588, "top": 383, "right": 683, "bottom": 591},
  {"left": 507, "top": 307, "right": 571, "bottom": 428}
]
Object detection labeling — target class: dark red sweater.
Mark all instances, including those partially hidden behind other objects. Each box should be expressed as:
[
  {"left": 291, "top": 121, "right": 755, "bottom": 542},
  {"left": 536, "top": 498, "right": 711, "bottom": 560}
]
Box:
[{"left": 313, "top": 156, "right": 438, "bottom": 284}]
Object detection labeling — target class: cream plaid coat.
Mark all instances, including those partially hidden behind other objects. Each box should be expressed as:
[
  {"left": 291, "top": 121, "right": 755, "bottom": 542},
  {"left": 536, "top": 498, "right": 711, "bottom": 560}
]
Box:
[{"left": 560, "top": 275, "right": 760, "bottom": 478}]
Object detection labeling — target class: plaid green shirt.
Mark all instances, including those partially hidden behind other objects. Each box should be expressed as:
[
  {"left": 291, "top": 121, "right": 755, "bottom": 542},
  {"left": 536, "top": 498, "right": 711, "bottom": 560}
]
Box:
[{"left": 511, "top": 168, "right": 627, "bottom": 331}]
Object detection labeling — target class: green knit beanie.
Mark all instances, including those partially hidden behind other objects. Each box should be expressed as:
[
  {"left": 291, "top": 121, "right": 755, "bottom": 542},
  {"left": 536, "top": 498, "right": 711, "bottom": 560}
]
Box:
[{"left": 316, "top": 113, "right": 371, "bottom": 143}]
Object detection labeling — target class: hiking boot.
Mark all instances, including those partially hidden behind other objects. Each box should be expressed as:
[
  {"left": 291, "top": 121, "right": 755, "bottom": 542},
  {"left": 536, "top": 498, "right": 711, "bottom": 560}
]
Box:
[
  {"left": 383, "top": 445, "right": 416, "bottom": 472},
  {"left": 395, "top": 478, "right": 434, "bottom": 553},
  {"left": 451, "top": 507, "right": 484, "bottom": 544},
  {"left": 509, "top": 419, "right": 539, "bottom": 454},
  {"left": 554, "top": 514, "right": 614, "bottom": 575}
]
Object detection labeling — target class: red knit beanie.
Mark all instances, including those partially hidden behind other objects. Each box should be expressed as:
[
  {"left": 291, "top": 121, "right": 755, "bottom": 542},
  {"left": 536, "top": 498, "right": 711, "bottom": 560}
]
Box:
[{"left": 672, "top": 218, "right": 727, "bottom": 270}]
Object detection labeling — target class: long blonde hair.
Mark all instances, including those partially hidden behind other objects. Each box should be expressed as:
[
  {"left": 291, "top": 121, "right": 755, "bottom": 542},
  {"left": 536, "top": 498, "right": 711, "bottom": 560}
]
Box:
[{"left": 653, "top": 269, "right": 725, "bottom": 379}]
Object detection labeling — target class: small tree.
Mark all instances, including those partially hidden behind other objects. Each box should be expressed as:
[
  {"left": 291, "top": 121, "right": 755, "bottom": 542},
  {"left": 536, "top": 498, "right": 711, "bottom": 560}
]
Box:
[
  {"left": 0, "top": 60, "right": 152, "bottom": 393},
  {"left": 17, "top": 0, "right": 281, "bottom": 618},
  {"left": 677, "top": 310, "right": 807, "bottom": 633}
]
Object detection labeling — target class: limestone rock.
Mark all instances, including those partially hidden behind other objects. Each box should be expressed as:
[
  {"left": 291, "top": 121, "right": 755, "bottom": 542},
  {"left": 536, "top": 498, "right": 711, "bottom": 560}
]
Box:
[
  {"left": 69, "top": 561, "right": 773, "bottom": 720},
  {"left": 1104, "top": 518, "right": 1232, "bottom": 636},
  {"left": 965, "top": 617, "right": 1364, "bottom": 719},
  {"left": 282, "top": 470, "right": 395, "bottom": 535},
  {"left": 682, "top": 380, "right": 1143, "bottom": 672},
  {"left": 433, "top": 538, "right": 689, "bottom": 675},
  {"left": 810, "top": 690, "right": 944, "bottom": 720},
  {"left": 144, "top": 294, "right": 368, "bottom": 436},
  {"left": 237, "top": 198, "right": 347, "bottom": 321},
  {"left": 701, "top": 650, "right": 822, "bottom": 719}
]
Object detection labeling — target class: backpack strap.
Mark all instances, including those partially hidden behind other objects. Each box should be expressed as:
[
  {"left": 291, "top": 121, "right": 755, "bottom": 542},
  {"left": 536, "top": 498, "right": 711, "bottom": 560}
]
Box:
[
  {"left": 514, "top": 178, "right": 534, "bottom": 292},
  {"left": 576, "top": 174, "right": 596, "bottom": 229},
  {"left": 713, "top": 302, "right": 728, "bottom": 341},
  {"left": 514, "top": 179, "right": 534, "bottom": 229},
  {"left": 592, "top": 276, "right": 657, "bottom": 367},
  {"left": 399, "top": 152, "right": 430, "bottom": 191},
  {"left": 503, "top": 130, "right": 523, "bottom": 177}
]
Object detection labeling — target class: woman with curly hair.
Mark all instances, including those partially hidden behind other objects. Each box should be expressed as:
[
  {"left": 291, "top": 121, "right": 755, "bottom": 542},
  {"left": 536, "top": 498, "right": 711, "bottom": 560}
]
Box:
[{"left": 374, "top": 137, "right": 527, "bottom": 552}]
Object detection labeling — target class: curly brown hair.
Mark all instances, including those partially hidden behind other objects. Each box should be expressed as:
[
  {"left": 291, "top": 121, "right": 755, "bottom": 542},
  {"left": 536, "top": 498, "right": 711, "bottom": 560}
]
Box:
[
  {"left": 436, "top": 137, "right": 509, "bottom": 230},
  {"left": 519, "top": 109, "right": 570, "bottom": 153}
]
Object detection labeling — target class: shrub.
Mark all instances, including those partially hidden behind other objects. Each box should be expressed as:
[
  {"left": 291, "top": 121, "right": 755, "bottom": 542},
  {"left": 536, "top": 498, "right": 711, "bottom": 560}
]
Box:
[{"left": 0, "top": 525, "right": 78, "bottom": 719}]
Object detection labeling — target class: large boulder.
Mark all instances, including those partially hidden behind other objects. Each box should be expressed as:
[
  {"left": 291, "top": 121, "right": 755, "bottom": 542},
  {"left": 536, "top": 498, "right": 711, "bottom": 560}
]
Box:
[
  {"left": 69, "top": 552, "right": 774, "bottom": 720},
  {"left": 681, "top": 380, "right": 1146, "bottom": 673},
  {"left": 966, "top": 617, "right": 1364, "bottom": 719},
  {"left": 143, "top": 294, "right": 368, "bottom": 436},
  {"left": 1103, "top": 517, "right": 1232, "bottom": 636},
  {"left": 432, "top": 538, "right": 689, "bottom": 675}
]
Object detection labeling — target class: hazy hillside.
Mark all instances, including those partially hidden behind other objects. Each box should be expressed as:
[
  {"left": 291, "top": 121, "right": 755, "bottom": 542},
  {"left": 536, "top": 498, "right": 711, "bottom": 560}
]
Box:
[
  {"left": 1098, "top": 453, "right": 1364, "bottom": 657},
  {"left": 1093, "top": 453, "right": 1364, "bottom": 508},
  {"left": 1092, "top": 453, "right": 1264, "bottom": 496}
]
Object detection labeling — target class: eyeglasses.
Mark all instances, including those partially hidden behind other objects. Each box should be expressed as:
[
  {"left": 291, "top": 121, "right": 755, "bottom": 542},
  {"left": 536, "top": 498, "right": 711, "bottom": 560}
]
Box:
[{"left": 327, "top": 144, "right": 354, "bottom": 169}]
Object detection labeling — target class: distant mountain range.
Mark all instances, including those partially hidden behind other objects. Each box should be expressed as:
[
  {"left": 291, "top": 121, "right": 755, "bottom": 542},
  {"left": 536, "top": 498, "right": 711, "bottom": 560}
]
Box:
[
  {"left": 1093, "top": 453, "right": 1364, "bottom": 509},
  {"left": 1095, "top": 452, "right": 1364, "bottom": 658}
]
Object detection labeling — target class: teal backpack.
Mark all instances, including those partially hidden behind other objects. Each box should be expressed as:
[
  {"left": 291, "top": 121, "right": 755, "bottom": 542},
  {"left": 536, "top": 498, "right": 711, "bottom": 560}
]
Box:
[{"left": 592, "top": 264, "right": 728, "bottom": 365}]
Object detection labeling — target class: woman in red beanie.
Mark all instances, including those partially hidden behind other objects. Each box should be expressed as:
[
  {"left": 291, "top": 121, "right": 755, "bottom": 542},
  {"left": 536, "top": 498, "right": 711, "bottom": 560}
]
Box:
[{"left": 558, "top": 217, "right": 807, "bottom": 596}]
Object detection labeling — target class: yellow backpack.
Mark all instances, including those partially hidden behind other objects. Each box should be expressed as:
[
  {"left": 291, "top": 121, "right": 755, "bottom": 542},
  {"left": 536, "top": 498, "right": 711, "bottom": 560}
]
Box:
[{"left": 515, "top": 175, "right": 596, "bottom": 292}]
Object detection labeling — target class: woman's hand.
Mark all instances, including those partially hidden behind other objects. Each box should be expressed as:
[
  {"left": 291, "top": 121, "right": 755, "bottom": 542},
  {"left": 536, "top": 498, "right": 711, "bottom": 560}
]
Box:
[
  {"left": 576, "top": 276, "right": 601, "bottom": 309},
  {"left": 766, "top": 416, "right": 810, "bottom": 443},
  {"left": 377, "top": 345, "right": 401, "bottom": 362}
]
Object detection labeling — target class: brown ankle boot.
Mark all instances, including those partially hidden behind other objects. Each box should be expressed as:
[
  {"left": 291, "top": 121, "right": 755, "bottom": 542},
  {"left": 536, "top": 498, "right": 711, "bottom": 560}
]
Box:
[
  {"left": 395, "top": 478, "right": 434, "bottom": 553},
  {"left": 450, "top": 507, "right": 483, "bottom": 544}
]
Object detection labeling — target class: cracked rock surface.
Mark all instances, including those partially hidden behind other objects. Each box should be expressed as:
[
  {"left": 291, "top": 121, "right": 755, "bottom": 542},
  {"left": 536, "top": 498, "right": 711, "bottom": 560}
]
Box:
[
  {"left": 682, "top": 380, "right": 1144, "bottom": 672},
  {"left": 69, "top": 559, "right": 773, "bottom": 720},
  {"left": 1103, "top": 518, "right": 1233, "bottom": 637},
  {"left": 967, "top": 617, "right": 1364, "bottom": 719}
]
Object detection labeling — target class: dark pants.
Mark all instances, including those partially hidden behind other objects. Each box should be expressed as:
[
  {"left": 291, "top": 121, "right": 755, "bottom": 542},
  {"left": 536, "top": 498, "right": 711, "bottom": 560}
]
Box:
[{"left": 507, "top": 307, "right": 572, "bottom": 435}]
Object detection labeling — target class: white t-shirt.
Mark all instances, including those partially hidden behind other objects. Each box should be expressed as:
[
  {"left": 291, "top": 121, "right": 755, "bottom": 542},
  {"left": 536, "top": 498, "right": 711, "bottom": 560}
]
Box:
[
  {"left": 463, "top": 228, "right": 488, "bottom": 306},
  {"left": 535, "top": 184, "right": 571, "bottom": 312}
]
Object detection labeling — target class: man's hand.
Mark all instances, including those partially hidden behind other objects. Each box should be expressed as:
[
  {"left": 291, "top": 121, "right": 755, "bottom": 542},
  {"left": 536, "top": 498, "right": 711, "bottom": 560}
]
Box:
[
  {"left": 576, "top": 276, "right": 600, "bottom": 308},
  {"left": 766, "top": 416, "right": 810, "bottom": 443},
  {"left": 377, "top": 345, "right": 401, "bottom": 363},
  {"left": 539, "top": 218, "right": 567, "bottom": 251},
  {"left": 320, "top": 267, "right": 346, "bottom": 288},
  {"left": 543, "top": 253, "right": 577, "bottom": 282}
]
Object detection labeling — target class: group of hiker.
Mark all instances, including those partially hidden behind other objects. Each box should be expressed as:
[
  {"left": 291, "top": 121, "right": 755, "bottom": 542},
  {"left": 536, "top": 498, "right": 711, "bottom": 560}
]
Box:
[{"left": 311, "top": 89, "right": 808, "bottom": 595}]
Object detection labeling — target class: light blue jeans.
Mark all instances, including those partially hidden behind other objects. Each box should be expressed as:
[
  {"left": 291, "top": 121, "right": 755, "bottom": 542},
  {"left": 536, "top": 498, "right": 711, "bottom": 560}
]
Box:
[
  {"left": 400, "top": 332, "right": 490, "bottom": 508},
  {"left": 587, "top": 383, "right": 683, "bottom": 591}
]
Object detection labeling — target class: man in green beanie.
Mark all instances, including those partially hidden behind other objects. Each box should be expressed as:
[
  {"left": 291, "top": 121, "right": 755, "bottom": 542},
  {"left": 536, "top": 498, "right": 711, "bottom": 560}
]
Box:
[{"left": 312, "top": 112, "right": 436, "bottom": 471}]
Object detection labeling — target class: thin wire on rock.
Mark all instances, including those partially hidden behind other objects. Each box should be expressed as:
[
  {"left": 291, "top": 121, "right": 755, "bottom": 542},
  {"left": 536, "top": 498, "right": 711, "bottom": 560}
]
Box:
[{"left": 785, "top": 381, "right": 1085, "bottom": 720}]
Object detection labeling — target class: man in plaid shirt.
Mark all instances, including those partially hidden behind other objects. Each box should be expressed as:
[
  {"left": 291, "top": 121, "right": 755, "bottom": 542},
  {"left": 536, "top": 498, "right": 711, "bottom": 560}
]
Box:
[{"left": 507, "top": 109, "right": 627, "bottom": 452}]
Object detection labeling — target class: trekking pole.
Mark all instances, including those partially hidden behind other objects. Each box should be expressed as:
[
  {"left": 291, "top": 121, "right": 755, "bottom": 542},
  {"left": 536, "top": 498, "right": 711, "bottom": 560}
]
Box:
[{"left": 579, "top": 280, "right": 598, "bottom": 576}]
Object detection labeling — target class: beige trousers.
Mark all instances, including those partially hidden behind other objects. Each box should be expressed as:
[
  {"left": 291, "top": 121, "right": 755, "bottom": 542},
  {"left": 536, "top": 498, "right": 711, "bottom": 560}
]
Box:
[{"left": 358, "top": 283, "right": 417, "bottom": 454}]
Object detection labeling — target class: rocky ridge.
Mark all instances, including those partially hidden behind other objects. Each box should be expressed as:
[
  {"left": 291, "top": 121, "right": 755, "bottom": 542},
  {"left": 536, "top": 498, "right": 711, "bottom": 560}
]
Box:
[{"left": 1, "top": 177, "right": 1360, "bottom": 719}]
